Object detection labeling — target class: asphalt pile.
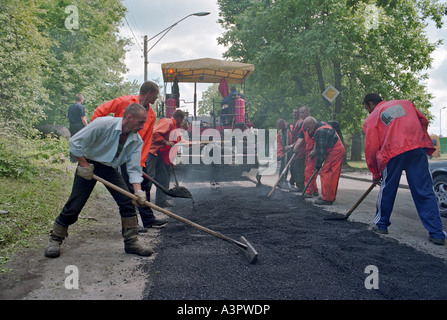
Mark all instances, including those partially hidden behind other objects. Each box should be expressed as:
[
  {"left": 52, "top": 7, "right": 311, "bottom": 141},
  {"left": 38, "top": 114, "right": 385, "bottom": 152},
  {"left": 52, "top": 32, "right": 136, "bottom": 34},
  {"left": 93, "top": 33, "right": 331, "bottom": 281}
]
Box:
[{"left": 142, "top": 166, "right": 447, "bottom": 300}]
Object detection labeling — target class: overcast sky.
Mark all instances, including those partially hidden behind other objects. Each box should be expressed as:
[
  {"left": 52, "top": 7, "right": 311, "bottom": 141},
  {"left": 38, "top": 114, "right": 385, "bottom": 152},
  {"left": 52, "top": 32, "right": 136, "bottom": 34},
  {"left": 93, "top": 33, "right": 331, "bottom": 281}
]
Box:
[
  {"left": 120, "top": 0, "right": 225, "bottom": 115},
  {"left": 120, "top": 0, "right": 447, "bottom": 135}
]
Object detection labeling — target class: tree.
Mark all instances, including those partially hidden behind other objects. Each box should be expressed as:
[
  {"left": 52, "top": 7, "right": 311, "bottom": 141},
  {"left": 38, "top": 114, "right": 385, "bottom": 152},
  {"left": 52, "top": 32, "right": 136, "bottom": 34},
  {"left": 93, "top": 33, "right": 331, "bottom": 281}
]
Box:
[
  {"left": 198, "top": 84, "right": 223, "bottom": 116},
  {"left": 217, "top": 0, "right": 446, "bottom": 140},
  {"left": 0, "top": 0, "right": 139, "bottom": 134},
  {"left": 0, "top": 0, "right": 51, "bottom": 134},
  {"left": 39, "top": 0, "right": 134, "bottom": 125}
]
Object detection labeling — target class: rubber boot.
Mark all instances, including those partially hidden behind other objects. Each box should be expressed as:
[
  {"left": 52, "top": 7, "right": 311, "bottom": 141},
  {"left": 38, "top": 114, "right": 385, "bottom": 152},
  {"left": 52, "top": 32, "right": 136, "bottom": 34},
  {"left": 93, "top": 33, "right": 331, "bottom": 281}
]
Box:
[
  {"left": 121, "top": 216, "right": 154, "bottom": 256},
  {"left": 44, "top": 222, "right": 68, "bottom": 258}
]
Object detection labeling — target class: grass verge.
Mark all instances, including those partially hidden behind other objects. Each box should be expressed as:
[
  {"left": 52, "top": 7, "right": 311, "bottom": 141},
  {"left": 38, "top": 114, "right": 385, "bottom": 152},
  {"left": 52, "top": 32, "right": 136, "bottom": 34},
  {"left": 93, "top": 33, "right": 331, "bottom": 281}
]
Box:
[{"left": 0, "top": 164, "right": 74, "bottom": 270}]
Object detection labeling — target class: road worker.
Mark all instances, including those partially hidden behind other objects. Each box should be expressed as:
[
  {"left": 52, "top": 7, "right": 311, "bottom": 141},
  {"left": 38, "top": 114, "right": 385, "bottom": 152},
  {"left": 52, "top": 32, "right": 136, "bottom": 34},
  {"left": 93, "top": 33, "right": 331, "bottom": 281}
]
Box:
[
  {"left": 293, "top": 107, "right": 318, "bottom": 198},
  {"left": 303, "top": 117, "right": 345, "bottom": 205},
  {"left": 363, "top": 93, "right": 445, "bottom": 244},
  {"left": 290, "top": 106, "right": 310, "bottom": 192},
  {"left": 276, "top": 118, "right": 293, "bottom": 188},
  {"left": 146, "top": 109, "right": 186, "bottom": 208},
  {"left": 45, "top": 104, "right": 153, "bottom": 258},
  {"left": 91, "top": 81, "right": 167, "bottom": 230}
]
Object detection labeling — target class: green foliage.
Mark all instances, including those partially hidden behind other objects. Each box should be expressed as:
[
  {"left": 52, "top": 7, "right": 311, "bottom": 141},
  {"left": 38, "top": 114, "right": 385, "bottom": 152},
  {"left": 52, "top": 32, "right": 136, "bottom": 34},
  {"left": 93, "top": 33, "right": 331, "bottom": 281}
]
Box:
[
  {"left": 39, "top": 0, "right": 134, "bottom": 125},
  {"left": 217, "top": 0, "right": 447, "bottom": 133},
  {"left": 198, "top": 84, "right": 223, "bottom": 115},
  {"left": 0, "top": 1, "right": 51, "bottom": 135},
  {"left": 0, "top": 122, "right": 73, "bottom": 265},
  {"left": 0, "top": 0, "right": 138, "bottom": 135},
  {"left": 0, "top": 168, "right": 74, "bottom": 266},
  {"left": 0, "top": 122, "right": 69, "bottom": 181}
]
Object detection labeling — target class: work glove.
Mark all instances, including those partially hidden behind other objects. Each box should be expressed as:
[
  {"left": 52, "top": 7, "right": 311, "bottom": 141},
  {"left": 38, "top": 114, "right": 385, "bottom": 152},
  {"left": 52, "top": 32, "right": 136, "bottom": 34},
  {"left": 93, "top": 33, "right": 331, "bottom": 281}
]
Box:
[
  {"left": 77, "top": 163, "right": 94, "bottom": 180},
  {"left": 373, "top": 177, "right": 382, "bottom": 186},
  {"left": 133, "top": 190, "right": 147, "bottom": 207}
]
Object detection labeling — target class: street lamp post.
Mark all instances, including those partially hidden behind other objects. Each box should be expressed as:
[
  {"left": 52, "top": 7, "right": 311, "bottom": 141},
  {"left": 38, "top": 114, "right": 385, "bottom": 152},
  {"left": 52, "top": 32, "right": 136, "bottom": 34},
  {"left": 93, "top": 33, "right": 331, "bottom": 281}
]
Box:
[
  {"left": 143, "top": 12, "right": 210, "bottom": 82},
  {"left": 441, "top": 106, "right": 446, "bottom": 137}
]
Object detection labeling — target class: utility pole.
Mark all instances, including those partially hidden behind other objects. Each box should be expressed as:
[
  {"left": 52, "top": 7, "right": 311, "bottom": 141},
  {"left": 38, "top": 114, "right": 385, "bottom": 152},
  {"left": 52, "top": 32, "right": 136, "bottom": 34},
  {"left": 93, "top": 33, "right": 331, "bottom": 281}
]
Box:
[
  {"left": 143, "top": 12, "right": 210, "bottom": 82},
  {"left": 441, "top": 106, "right": 446, "bottom": 137},
  {"left": 144, "top": 35, "right": 148, "bottom": 82}
]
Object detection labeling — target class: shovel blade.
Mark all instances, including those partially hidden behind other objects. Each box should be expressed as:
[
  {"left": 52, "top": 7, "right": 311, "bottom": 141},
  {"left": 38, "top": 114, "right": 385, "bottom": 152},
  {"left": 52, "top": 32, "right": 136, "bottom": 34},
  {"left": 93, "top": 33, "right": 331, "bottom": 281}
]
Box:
[
  {"left": 168, "top": 186, "right": 193, "bottom": 199},
  {"left": 239, "top": 236, "right": 258, "bottom": 264},
  {"left": 324, "top": 213, "right": 349, "bottom": 221}
]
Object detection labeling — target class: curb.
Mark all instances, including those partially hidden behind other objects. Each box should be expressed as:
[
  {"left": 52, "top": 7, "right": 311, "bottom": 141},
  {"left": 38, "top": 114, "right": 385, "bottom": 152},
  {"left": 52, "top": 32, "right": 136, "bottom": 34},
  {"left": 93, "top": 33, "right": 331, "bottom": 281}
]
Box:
[{"left": 340, "top": 174, "right": 410, "bottom": 190}]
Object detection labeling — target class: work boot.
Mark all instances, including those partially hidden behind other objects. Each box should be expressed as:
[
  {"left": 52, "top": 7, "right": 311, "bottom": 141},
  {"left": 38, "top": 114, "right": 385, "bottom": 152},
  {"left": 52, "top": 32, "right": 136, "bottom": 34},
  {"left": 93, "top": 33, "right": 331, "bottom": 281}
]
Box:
[
  {"left": 155, "top": 199, "right": 173, "bottom": 208},
  {"left": 138, "top": 216, "right": 169, "bottom": 233},
  {"left": 314, "top": 199, "right": 333, "bottom": 205},
  {"left": 121, "top": 216, "right": 154, "bottom": 256},
  {"left": 44, "top": 222, "right": 68, "bottom": 258},
  {"left": 429, "top": 236, "right": 445, "bottom": 245}
]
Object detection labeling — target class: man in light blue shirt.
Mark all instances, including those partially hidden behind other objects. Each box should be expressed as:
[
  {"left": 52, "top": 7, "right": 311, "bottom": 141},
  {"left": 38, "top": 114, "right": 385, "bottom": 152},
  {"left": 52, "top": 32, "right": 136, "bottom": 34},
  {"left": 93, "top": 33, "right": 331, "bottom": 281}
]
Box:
[{"left": 45, "top": 103, "right": 154, "bottom": 258}]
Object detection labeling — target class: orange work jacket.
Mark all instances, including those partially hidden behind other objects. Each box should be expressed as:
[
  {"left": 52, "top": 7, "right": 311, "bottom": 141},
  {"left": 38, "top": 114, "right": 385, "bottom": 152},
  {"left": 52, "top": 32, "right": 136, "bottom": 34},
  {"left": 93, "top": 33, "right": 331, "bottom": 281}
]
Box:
[
  {"left": 91, "top": 95, "right": 156, "bottom": 167},
  {"left": 363, "top": 99, "right": 435, "bottom": 180},
  {"left": 149, "top": 117, "right": 178, "bottom": 158}
]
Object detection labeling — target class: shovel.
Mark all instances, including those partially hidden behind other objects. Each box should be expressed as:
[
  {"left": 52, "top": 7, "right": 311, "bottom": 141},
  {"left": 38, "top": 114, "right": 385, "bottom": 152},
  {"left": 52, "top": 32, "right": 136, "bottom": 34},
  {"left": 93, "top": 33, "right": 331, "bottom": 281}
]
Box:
[
  {"left": 267, "top": 155, "right": 294, "bottom": 197},
  {"left": 142, "top": 172, "right": 192, "bottom": 199},
  {"left": 93, "top": 174, "right": 258, "bottom": 264},
  {"left": 171, "top": 164, "right": 180, "bottom": 187},
  {"left": 324, "top": 182, "right": 376, "bottom": 221},
  {"left": 297, "top": 169, "right": 319, "bottom": 201}
]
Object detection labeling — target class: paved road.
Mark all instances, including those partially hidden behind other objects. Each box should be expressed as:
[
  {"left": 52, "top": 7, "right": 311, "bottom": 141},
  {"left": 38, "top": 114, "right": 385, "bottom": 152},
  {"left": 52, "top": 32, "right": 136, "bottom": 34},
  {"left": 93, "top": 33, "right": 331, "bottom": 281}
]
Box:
[
  {"left": 257, "top": 169, "right": 447, "bottom": 261},
  {"left": 141, "top": 165, "right": 447, "bottom": 302}
]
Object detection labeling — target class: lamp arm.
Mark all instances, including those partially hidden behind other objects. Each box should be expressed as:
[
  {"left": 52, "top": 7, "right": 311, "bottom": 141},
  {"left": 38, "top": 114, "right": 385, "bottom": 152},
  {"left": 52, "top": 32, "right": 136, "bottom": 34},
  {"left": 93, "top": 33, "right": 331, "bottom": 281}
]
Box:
[
  {"left": 147, "top": 25, "right": 176, "bottom": 53},
  {"left": 145, "top": 14, "right": 192, "bottom": 45}
]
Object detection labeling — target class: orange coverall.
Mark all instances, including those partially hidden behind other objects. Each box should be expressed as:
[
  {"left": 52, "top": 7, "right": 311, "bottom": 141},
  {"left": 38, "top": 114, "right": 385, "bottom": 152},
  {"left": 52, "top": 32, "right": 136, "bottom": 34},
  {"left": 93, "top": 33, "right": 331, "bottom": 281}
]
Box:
[{"left": 314, "top": 123, "right": 345, "bottom": 202}]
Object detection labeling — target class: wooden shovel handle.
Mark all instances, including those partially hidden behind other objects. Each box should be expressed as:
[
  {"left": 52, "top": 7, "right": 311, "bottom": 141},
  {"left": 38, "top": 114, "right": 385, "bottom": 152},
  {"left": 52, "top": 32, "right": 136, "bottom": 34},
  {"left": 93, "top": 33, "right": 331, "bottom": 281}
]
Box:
[
  {"left": 268, "top": 155, "right": 295, "bottom": 197},
  {"left": 92, "top": 174, "right": 248, "bottom": 249},
  {"left": 345, "top": 182, "right": 376, "bottom": 217}
]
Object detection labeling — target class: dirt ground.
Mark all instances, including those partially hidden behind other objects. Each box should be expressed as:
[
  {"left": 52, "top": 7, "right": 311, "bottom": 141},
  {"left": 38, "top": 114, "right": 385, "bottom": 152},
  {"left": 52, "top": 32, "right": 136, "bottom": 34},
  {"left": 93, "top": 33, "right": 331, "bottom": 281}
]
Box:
[
  {"left": 1, "top": 164, "right": 447, "bottom": 301},
  {"left": 0, "top": 182, "right": 163, "bottom": 300}
]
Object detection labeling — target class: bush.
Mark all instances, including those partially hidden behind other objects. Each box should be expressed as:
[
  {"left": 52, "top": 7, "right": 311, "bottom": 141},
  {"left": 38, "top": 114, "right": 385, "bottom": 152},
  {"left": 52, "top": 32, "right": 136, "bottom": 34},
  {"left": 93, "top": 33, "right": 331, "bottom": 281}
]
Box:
[
  {"left": 0, "top": 170, "right": 74, "bottom": 266},
  {"left": 0, "top": 125, "right": 73, "bottom": 266},
  {"left": 0, "top": 125, "right": 69, "bottom": 181}
]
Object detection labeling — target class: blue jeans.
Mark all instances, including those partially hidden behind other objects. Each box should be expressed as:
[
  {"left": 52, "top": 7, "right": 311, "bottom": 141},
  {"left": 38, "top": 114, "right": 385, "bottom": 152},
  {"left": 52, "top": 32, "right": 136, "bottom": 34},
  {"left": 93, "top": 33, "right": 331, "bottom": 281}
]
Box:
[
  {"left": 375, "top": 148, "right": 445, "bottom": 239},
  {"left": 56, "top": 161, "right": 136, "bottom": 227}
]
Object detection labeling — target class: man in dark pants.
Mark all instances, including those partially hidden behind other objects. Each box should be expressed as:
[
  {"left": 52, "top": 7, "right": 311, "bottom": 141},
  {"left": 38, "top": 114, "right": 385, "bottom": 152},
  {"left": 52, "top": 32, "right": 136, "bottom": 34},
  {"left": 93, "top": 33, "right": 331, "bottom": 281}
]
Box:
[
  {"left": 146, "top": 109, "right": 186, "bottom": 207},
  {"left": 363, "top": 92, "right": 445, "bottom": 245},
  {"left": 91, "top": 81, "right": 166, "bottom": 231},
  {"left": 289, "top": 106, "right": 310, "bottom": 192},
  {"left": 67, "top": 94, "right": 88, "bottom": 162},
  {"left": 45, "top": 103, "right": 154, "bottom": 258}
]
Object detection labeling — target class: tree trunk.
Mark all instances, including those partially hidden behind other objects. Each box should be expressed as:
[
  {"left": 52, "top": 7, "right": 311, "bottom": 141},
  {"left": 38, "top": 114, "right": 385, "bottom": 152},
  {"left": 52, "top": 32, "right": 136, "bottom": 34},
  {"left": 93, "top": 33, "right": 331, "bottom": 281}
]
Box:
[
  {"left": 333, "top": 60, "right": 342, "bottom": 121},
  {"left": 350, "top": 131, "right": 363, "bottom": 161},
  {"left": 315, "top": 55, "right": 331, "bottom": 109}
]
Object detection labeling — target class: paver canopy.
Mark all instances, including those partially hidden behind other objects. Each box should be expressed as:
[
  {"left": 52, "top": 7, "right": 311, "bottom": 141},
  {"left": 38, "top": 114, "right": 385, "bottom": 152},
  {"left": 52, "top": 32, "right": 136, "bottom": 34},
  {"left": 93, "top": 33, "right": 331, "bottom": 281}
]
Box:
[{"left": 161, "top": 57, "right": 254, "bottom": 84}]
